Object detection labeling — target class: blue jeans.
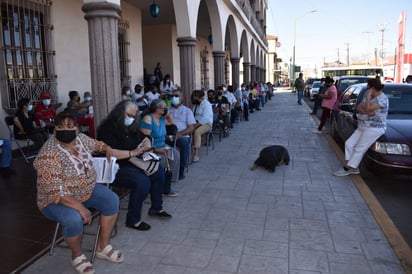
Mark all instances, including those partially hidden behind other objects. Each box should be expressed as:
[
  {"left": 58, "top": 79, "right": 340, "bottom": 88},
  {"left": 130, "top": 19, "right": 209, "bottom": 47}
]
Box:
[
  {"left": 41, "top": 184, "right": 119, "bottom": 238},
  {"left": 0, "top": 139, "right": 12, "bottom": 168},
  {"left": 176, "top": 136, "right": 190, "bottom": 169},
  {"left": 112, "top": 163, "right": 164, "bottom": 226},
  {"left": 297, "top": 89, "right": 304, "bottom": 104}
]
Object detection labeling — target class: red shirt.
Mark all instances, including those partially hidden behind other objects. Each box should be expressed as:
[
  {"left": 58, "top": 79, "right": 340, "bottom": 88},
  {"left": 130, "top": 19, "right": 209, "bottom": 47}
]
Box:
[{"left": 34, "top": 103, "right": 56, "bottom": 125}]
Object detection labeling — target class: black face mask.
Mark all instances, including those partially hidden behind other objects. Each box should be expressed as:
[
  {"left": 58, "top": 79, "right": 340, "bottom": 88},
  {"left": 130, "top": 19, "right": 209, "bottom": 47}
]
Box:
[
  {"left": 162, "top": 108, "right": 168, "bottom": 116},
  {"left": 55, "top": 130, "right": 77, "bottom": 144},
  {"left": 217, "top": 91, "right": 223, "bottom": 96}
]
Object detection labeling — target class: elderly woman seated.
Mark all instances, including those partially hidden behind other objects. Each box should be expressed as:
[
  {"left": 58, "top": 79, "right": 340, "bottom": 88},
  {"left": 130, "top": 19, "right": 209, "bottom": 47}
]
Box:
[{"left": 34, "top": 112, "right": 123, "bottom": 274}]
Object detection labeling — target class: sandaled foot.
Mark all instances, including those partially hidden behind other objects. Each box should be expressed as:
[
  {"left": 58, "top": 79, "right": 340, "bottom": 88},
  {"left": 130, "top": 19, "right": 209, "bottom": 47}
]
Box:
[
  {"left": 96, "top": 244, "right": 124, "bottom": 263},
  {"left": 71, "top": 254, "right": 95, "bottom": 274}
]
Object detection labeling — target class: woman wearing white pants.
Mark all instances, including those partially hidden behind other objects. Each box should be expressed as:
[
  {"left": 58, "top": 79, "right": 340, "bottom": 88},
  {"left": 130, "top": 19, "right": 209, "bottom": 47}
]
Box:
[{"left": 333, "top": 78, "right": 388, "bottom": 176}]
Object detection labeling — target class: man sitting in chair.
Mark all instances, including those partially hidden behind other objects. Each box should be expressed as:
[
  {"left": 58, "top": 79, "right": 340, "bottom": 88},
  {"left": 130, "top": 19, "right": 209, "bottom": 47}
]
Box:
[
  {"left": 191, "top": 90, "right": 213, "bottom": 163},
  {"left": 168, "top": 89, "right": 196, "bottom": 180}
]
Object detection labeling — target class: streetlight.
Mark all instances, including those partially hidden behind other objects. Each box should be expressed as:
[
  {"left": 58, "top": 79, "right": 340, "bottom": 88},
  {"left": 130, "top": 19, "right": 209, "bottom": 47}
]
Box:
[{"left": 291, "top": 9, "right": 317, "bottom": 86}]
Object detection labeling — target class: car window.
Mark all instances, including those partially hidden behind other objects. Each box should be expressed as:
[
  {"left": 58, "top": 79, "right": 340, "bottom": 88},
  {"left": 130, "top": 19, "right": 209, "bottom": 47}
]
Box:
[
  {"left": 338, "top": 78, "right": 369, "bottom": 92},
  {"left": 312, "top": 82, "right": 321, "bottom": 88},
  {"left": 340, "top": 85, "right": 364, "bottom": 113},
  {"left": 385, "top": 86, "right": 412, "bottom": 114}
]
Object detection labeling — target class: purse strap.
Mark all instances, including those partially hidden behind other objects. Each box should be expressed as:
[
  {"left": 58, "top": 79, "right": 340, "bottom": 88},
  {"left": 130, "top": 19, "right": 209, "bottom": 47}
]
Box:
[{"left": 164, "top": 153, "right": 171, "bottom": 170}]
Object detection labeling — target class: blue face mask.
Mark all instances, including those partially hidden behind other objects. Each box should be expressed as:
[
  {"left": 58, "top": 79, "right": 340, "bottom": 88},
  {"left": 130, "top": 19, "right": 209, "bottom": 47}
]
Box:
[
  {"left": 27, "top": 104, "right": 33, "bottom": 111},
  {"left": 124, "top": 117, "right": 135, "bottom": 127},
  {"left": 43, "top": 99, "right": 51, "bottom": 106},
  {"left": 85, "top": 96, "right": 92, "bottom": 102},
  {"left": 171, "top": 96, "right": 180, "bottom": 106}
]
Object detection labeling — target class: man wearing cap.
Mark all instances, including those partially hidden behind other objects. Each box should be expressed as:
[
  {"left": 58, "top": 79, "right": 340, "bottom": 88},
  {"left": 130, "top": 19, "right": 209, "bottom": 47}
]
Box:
[
  {"left": 34, "top": 92, "right": 56, "bottom": 131},
  {"left": 312, "top": 76, "right": 337, "bottom": 134}
]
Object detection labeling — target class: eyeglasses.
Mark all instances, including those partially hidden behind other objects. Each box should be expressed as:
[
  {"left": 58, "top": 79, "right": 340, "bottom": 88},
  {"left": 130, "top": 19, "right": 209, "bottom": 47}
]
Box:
[
  {"left": 172, "top": 94, "right": 180, "bottom": 97},
  {"left": 125, "top": 112, "right": 135, "bottom": 118}
]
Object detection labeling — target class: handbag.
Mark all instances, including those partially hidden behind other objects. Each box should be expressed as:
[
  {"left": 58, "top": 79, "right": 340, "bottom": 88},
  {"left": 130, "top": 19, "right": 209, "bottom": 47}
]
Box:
[{"left": 128, "top": 137, "right": 160, "bottom": 176}]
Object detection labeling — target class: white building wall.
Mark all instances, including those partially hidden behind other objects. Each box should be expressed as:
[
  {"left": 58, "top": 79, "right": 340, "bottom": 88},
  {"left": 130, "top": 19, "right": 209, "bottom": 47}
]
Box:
[{"left": 52, "top": 0, "right": 91, "bottom": 103}]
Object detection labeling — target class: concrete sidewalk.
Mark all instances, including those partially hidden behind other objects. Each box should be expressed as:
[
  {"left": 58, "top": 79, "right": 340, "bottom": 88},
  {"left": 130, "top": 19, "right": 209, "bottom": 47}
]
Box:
[{"left": 24, "top": 89, "right": 404, "bottom": 274}]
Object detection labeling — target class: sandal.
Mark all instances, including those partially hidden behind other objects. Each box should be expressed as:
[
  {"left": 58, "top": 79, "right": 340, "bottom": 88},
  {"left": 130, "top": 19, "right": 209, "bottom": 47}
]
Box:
[
  {"left": 96, "top": 244, "right": 124, "bottom": 263},
  {"left": 71, "top": 254, "right": 95, "bottom": 274}
]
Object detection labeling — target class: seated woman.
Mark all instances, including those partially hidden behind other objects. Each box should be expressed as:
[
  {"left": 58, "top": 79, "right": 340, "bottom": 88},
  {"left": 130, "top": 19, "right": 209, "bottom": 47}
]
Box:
[
  {"left": 67, "top": 90, "right": 95, "bottom": 138},
  {"left": 140, "top": 99, "right": 181, "bottom": 197},
  {"left": 14, "top": 98, "right": 48, "bottom": 150},
  {"left": 97, "top": 100, "right": 172, "bottom": 232},
  {"left": 33, "top": 112, "right": 123, "bottom": 274}
]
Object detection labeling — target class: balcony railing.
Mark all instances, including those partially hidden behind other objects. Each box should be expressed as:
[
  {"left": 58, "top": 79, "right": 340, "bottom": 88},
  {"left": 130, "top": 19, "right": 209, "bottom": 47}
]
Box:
[{"left": 235, "top": 0, "right": 267, "bottom": 46}]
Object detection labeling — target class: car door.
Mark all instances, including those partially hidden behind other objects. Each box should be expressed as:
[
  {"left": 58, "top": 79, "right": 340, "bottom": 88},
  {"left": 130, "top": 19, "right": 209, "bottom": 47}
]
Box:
[{"left": 334, "top": 85, "right": 363, "bottom": 141}]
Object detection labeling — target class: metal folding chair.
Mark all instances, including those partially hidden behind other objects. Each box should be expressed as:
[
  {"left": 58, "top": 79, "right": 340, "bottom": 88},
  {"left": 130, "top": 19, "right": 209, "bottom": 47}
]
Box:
[{"left": 4, "top": 116, "right": 37, "bottom": 163}]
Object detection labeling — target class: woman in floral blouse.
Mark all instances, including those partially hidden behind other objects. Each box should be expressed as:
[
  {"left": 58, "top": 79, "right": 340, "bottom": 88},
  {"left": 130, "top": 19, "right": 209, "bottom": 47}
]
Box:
[{"left": 34, "top": 112, "right": 123, "bottom": 274}]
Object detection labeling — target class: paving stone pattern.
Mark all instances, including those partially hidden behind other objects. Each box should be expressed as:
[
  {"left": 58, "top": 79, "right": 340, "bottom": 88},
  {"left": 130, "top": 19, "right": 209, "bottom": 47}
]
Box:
[{"left": 24, "top": 89, "right": 404, "bottom": 274}]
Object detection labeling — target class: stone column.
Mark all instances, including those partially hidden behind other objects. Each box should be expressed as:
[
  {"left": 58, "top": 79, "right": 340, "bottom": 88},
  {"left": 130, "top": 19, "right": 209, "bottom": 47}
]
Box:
[
  {"left": 177, "top": 37, "right": 196, "bottom": 106},
  {"left": 213, "top": 51, "right": 225, "bottom": 88},
  {"left": 250, "top": 64, "right": 256, "bottom": 83},
  {"left": 82, "top": 2, "right": 121, "bottom": 132},
  {"left": 243, "top": 62, "right": 250, "bottom": 84},
  {"left": 230, "top": 57, "right": 240, "bottom": 87}
]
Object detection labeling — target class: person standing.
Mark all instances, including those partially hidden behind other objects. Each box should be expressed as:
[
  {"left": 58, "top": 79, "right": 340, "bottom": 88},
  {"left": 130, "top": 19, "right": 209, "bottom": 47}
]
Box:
[
  {"left": 294, "top": 73, "right": 305, "bottom": 105},
  {"left": 333, "top": 78, "right": 388, "bottom": 176},
  {"left": 310, "top": 78, "right": 325, "bottom": 115},
  {"left": 312, "top": 76, "right": 337, "bottom": 134}
]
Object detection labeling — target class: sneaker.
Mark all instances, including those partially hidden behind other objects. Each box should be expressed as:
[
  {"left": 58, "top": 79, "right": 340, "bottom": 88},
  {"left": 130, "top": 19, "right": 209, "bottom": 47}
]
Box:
[
  {"left": 192, "top": 155, "right": 200, "bottom": 162},
  {"left": 164, "top": 190, "right": 179, "bottom": 197},
  {"left": 312, "top": 129, "right": 322, "bottom": 134},
  {"left": 332, "top": 168, "right": 360, "bottom": 176}
]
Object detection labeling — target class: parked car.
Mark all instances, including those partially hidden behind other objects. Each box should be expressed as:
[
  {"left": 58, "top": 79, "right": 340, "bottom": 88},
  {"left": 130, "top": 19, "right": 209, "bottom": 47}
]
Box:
[
  {"left": 331, "top": 83, "right": 412, "bottom": 175},
  {"left": 309, "top": 81, "right": 322, "bottom": 100},
  {"left": 304, "top": 78, "right": 321, "bottom": 97},
  {"left": 334, "top": 75, "right": 370, "bottom": 98}
]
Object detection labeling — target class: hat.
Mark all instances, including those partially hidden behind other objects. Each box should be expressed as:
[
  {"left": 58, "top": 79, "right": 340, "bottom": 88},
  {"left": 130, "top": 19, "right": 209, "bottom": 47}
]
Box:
[
  {"left": 40, "top": 92, "right": 51, "bottom": 99},
  {"left": 324, "top": 76, "right": 334, "bottom": 84}
]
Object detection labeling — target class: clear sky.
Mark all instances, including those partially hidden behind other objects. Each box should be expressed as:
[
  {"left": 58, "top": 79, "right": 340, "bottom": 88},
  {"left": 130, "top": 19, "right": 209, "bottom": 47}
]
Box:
[{"left": 266, "top": 0, "right": 411, "bottom": 71}]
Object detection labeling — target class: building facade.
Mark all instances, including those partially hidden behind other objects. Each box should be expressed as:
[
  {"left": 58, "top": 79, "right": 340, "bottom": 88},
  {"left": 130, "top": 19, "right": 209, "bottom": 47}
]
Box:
[{"left": 0, "top": 0, "right": 268, "bottom": 136}]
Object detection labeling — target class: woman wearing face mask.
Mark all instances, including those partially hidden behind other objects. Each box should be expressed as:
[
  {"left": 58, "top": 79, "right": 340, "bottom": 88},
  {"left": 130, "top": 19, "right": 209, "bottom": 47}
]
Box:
[
  {"left": 34, "top": 111, "right": 123, "bottom": 274},
  {"left": 97, "top": 100, "right": 172, "bottom": 232},
  {"left": 140, "top": 99, "right": 180, "bottom": 197},
  {"left": 14, "top": 97, "right": 49, "bottom": 150},
  {"left": 34, "top": 92, "right": 56, "bottom": 132},
  {"left": 159, "top": 74, "right": 175, "bottom": 94}
]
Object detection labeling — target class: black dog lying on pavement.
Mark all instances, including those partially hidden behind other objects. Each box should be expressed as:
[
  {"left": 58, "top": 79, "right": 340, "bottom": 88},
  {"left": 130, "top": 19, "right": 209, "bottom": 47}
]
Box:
[{"left": 250, "top": 145, "right": 290, "bottom": 172}]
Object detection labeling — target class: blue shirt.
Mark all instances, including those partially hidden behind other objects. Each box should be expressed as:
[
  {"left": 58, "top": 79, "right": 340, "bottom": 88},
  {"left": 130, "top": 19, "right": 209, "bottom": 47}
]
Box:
[{"left": 140, "top": 114, "right": 166, "bottom": 148}]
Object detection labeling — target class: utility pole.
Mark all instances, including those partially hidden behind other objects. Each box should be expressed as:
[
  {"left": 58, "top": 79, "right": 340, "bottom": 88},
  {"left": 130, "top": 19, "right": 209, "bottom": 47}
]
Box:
[
  {"left": 378, "top": 24, "right": 386, "bottom": 67},
  {"left": 337, "top": 48, "right": 340, "bottom": 64},
  {"left": 362, "top": 31, "right": 373, "bottom": 65},
  {"left": 344, "top": 43, "right": 351, "bottom": 66}
]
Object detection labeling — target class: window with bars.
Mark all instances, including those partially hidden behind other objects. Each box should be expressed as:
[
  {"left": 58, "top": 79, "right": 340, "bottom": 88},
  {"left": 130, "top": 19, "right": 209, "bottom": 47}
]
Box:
[
  {"left": 0, "top": 0, "right": 55, "bottom": 113},
  {"left": 118, "top": 18, "right": 130, "bottom": 88},
  {"left": 200, "top": 47, "right": 209, "bottom": 90}
]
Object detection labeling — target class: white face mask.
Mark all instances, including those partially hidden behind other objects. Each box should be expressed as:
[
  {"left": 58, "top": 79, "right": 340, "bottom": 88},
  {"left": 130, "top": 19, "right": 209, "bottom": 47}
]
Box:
[
  {"left": 124, "top": 117, "right": 135, "bottom": 127},
  {"left": 171, "top": 96, "right": 180, "bottom": 106},
  {"left": 126, "top": 90, "right": 131, "bottom": 96},
  {"left": 42, "top": 99, "right": 51, "bottom": 106}
]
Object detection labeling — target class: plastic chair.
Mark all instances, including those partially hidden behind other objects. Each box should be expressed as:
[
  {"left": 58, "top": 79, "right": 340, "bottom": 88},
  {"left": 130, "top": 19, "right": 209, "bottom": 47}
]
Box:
[{"left": 4, "top": 116, "right": 37, "bottom": 163}]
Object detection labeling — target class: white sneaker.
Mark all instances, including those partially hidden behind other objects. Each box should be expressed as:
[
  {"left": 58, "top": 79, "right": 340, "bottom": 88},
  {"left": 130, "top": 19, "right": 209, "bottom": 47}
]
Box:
[
  {"left": 332, "top": 168, "right": 360, "bottom": 176},
  {"left": 192, "top": 155, "right": 200, "bottom": 162},
  {"left": 312, "top": 129, "right": 322, "bottom": 134}
]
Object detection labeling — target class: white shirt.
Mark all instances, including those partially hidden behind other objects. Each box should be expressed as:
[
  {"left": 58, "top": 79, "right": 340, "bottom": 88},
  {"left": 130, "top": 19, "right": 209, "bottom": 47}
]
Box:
[
  {"left": 192, "top": 99, "right": 213, "bottom": 126},
  {"left": 168, "top": 105, "right": 197, "bottom": 136},
  {"left": 145, "top": 91, "right": 160, "bottom": 103}
]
